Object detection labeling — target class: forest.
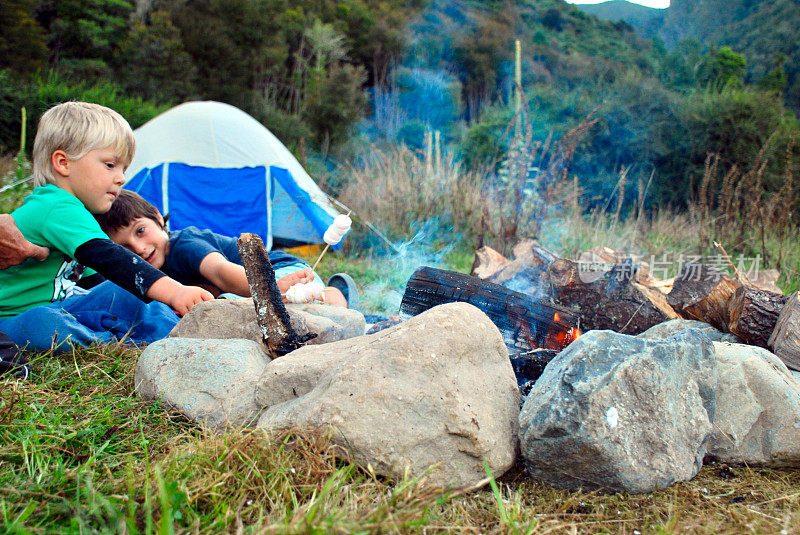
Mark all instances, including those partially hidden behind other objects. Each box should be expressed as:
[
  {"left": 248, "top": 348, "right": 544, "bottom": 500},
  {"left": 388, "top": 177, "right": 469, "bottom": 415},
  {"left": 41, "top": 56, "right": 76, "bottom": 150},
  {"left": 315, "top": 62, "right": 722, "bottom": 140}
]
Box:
[{"left": 1, "top": 0, "right": 798, "bottom": 214}]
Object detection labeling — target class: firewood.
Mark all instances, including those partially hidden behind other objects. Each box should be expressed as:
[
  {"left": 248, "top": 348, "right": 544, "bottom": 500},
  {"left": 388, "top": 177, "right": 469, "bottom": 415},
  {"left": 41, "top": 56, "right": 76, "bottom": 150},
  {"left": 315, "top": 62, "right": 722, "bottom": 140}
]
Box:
[
  {"left": 237, "top": 233, "right": 316, "bottom": 356},
  {"left": 400, "top": 266, "right": 579, "bottom": 353},
  {"left": 728, "top": 286, "right": 789, "bottom": 348},
  {"left": 486, "top": 242, "right": 559, "bottom": 288},
  {"left": 666, "top": 262, "right": 741, "bottom": 332},
  {"left": 576, "top": 245, "right": 651, "bottom": 283},
  {"left": 512, "top": 239, "right": 559, "bottom": 266},
  {"left": 546, "top": 257, "right": 676, "bottom": 335},
  {"left": 768, "top": 292, "right": 800, "bottom": 371},
  {"left": 470, "top": 246, "right": 510, "bottom": 279}
]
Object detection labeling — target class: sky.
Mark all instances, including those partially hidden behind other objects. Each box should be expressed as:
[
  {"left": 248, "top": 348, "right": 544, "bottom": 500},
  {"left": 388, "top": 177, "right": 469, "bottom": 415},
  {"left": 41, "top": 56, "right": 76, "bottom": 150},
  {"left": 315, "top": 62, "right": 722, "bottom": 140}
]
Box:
[{"left": 565, "top": 0, "right": 670, "bottom": 8}]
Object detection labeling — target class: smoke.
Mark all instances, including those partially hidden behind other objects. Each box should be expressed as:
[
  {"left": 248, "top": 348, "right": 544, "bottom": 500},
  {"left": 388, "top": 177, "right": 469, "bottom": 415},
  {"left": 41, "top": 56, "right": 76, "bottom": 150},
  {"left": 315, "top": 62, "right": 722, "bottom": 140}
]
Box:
[{"left": 360, "top": 219, "right": 455, "bottom": 316}]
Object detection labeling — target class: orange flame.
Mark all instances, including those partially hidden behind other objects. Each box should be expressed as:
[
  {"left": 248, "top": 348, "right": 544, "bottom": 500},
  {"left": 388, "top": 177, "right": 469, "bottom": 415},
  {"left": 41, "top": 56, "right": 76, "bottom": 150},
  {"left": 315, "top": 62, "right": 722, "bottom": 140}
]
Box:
[{"left": 553, "top": 312, "right": 561, "bottom": 322}]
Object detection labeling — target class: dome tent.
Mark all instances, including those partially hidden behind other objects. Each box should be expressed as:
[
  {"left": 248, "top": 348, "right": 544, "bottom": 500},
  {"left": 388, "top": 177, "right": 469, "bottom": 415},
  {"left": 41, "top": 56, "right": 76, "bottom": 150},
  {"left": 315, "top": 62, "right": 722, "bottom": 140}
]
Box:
[{"left": 124, "top": 101, "right": 338, "bottom": 250}]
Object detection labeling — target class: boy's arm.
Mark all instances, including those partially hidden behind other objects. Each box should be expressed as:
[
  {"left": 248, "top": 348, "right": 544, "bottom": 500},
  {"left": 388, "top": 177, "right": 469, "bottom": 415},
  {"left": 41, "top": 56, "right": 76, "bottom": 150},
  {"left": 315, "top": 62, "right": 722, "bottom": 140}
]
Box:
[
  {"left": 198, "top": 252, "right": 251, "bottom": 297},
  {"left": 74, "top": 239, "right": 213, "bottom": 314}
]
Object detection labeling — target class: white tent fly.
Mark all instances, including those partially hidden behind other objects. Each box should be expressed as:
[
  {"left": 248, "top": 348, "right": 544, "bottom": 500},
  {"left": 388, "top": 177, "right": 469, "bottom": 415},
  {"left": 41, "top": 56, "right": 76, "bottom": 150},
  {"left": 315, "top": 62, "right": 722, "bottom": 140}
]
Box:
[{"left": 124, "top": 101, "right": 339, "bottom": 249}]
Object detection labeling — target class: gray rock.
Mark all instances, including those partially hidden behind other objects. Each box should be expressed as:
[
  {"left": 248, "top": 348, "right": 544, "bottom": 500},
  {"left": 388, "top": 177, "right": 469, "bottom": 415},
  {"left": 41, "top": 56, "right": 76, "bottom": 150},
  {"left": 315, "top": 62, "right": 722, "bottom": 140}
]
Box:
[
  {"left": 519, "top": 329, "right": 717, "bottom": 494},
  {"left": 135, "top": 338, "right": 270, "bottom": 429},
  {"left": 255, "top": 302, "right": 520, "bottom": 489},
  {"left": 707, "top": 342, "right": 800, "bottom": 467},
  {"left": 169, "top": 298, "right": 366, "bottom": 346},
  {"left": 639, "top": 318, "right": 743, "bottom": 344}
]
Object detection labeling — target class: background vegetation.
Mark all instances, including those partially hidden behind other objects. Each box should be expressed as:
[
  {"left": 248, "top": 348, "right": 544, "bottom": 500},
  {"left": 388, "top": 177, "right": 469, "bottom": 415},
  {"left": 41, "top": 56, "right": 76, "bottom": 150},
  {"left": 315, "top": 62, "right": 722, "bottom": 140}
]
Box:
[{"left": 2, "top": 1, "right": 800, "bottom": 530}]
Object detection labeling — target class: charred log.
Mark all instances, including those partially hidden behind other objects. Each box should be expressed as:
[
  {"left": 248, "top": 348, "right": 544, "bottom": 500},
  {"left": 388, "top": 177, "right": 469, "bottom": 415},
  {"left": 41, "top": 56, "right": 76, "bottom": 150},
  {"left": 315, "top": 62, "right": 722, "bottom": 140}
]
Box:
[
  {"left": 511, "top": 348, "right": 559, "bottom": 401},
  {"left": 768, "top": 292, "right": 800, "bottom": 371},
  {"left": 666, "top": 262, "right": 741, "bottom": 332},
  {"left": 401, "top": 266, "right": 579, "bottom": 353},
  {"left": 728, "top": 286, "right": 789, "bottom": 348},
  {"left": 237, "top": 233, "right": 316, "bottom": 356},
  {"left": 546, "top": 258, "right": 676, "bottom": 335},
  {"left": 510, "top": 348, "right": 559, "bottom": 385}
]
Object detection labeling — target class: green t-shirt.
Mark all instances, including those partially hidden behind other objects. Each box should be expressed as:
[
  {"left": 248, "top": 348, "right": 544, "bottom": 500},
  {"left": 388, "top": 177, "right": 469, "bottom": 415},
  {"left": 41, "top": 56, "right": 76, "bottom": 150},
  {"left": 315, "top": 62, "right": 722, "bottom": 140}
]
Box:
[{"left": 0, "top": 185, "right": 109, "bottom": 318}]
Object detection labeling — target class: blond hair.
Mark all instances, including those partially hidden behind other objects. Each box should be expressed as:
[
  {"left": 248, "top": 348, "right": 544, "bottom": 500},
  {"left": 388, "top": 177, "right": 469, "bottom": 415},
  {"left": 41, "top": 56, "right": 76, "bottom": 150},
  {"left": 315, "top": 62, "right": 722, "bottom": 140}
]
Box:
[{"left": 32, "top": 101, "right": 136, "bottom": 187}]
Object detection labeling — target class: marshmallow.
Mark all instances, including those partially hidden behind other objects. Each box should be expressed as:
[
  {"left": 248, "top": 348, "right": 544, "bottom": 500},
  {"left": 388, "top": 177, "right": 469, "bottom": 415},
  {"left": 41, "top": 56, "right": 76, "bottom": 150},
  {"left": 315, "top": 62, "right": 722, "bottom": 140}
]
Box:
[
  {"left": 285, "top": 281, "right": 325, "bottom": 303},
  {"left": 332, "top": 214, "right": 352, "bottom": 233},
  {"left": 323, "top": 214, "right": 352, "bottom": 245},
  {"left": 324, "top": 228, "right": 342, "bottom": 245}
]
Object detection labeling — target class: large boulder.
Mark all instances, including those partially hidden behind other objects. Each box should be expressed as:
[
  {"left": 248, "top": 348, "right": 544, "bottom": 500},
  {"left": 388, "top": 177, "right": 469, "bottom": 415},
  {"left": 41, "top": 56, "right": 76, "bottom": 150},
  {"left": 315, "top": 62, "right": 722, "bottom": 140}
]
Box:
[
  {"left": 706, "top": 342, "right": 800, "bottom": 467},
  {"left": 255, "top": 302, "right": 520, "bottom": 489},
  {"left": 135, "top": 338, "right": 270, "bottom": 429},
  {"left": 519, "top": 329, "right": 717, "bottom": 494},
  {"left": 169, "top": 298, "right": 366, "bottom": 345},
  {"left": 638, "top": 318, "right": 742, "bottom": 343}
]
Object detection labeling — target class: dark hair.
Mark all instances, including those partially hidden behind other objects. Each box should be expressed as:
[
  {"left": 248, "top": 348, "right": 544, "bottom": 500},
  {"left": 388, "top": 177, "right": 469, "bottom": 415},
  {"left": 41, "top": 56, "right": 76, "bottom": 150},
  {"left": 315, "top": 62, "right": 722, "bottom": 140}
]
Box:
[{"left": 95, "top": 190, "right": 164, "bottom": 233}]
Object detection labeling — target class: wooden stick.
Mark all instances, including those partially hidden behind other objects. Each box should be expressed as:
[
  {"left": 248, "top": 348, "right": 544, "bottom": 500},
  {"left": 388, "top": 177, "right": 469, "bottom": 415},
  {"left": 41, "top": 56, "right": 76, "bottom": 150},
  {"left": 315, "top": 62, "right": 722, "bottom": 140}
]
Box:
[
  {"left": 311, "top": 244, "right": 329, "bottom": 272},
  {"left": 237, "top": 233, "right": 316, "bottom": 357}
]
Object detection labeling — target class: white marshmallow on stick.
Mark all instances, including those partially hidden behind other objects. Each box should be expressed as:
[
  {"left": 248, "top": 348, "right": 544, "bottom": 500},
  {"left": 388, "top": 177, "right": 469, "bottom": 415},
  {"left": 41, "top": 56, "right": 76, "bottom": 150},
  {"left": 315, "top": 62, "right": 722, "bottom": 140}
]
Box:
[
  {"left": 312, "top": 212, "right": 352, "bottom": 271},
  {"left": 284, "top": 281, "right": 326, "bottom": 303}
]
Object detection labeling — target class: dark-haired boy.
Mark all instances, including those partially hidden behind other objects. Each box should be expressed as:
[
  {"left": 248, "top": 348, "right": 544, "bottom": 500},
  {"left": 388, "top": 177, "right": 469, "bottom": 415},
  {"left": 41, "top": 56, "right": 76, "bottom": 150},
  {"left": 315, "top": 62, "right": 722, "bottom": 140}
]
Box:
[{"left": 96, "top": 190, "right": 351, "bottom": 306}]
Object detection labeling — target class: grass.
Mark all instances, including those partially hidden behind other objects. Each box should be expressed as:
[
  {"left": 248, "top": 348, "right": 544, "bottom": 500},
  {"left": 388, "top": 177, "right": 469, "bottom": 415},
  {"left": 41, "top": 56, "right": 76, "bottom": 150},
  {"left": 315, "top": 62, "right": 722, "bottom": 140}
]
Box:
[
  {"left": 2, "top": 128, "right": 800, "bottom": 531},
  {"left": 3, "top": 345, "right": 800, "bottom": 533}
]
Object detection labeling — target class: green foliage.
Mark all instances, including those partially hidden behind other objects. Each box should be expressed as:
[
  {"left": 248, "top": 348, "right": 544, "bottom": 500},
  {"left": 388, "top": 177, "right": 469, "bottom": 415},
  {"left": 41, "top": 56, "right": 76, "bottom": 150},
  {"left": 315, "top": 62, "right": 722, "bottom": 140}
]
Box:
[
  {"left": 0, "top": 0, "right": 47, "bottom": 75},
  {"left": 0, "top": 70, "right": 168, "bottom": 155},
  {"left": 698, "top": 46, "right": 747, "bottom": 90},
  {"left": 113, "top": 10, "right": 198, "bottom": 103},
  {"left": 655, "top": 87, "right": 795, "bottom": 205},
  {"left": 35, "top": 0, "right": 135, "bottom": 78}
]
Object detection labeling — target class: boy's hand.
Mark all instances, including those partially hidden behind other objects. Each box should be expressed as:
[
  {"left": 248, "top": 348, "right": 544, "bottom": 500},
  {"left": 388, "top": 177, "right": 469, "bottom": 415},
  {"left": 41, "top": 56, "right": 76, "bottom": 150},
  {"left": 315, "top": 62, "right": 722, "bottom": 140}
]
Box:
[
  {"left": 169, "top": 285, "right": 214, "bottom": 316},
  {"left": 146, "top": 276, "right": 214, "bottom": 316},
  {"left": 276, "top": 267, "right": 315, "bottom": 294}
]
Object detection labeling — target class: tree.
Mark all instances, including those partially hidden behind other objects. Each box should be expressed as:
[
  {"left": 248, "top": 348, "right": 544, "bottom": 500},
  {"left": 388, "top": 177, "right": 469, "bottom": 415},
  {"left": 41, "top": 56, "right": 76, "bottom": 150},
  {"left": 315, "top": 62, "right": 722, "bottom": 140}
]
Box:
[
  {"left": 113, "top": 10, "right": 198, "bottom": 103},
  {"left": 698, "top": 46, "right": 747, "bottom": 90},
  {"left": 166, "top": 0, "right": 285, "bottom": 107},
  {"left": 0, "top": 0, "right": 48, "bottom": 75},
  {"left": 35, "top": 0, "right": 134, "bottom": 76}
]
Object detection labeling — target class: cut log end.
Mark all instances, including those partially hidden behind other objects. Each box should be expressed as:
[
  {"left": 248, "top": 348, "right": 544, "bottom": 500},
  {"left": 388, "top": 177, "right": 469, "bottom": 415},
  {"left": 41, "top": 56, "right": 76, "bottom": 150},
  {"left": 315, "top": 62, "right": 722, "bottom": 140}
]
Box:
[
  {"left": 667, "top": 262, "right": 741, "bottom": 332},
  {"left": 728, "top": 286, "right": 789, "bottom": 348}
]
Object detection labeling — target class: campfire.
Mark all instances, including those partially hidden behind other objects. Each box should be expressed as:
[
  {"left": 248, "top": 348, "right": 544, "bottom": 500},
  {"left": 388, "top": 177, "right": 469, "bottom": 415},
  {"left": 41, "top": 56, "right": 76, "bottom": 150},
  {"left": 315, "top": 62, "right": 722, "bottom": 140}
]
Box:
[{"left": 400, "top": 266, "right": 582, "bottom": 354}]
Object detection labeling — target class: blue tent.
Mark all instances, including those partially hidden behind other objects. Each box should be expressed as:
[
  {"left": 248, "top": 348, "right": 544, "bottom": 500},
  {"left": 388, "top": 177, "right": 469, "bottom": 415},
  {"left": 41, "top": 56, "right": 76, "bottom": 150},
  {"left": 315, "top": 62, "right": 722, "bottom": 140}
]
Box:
[{"left": 124, "top": 101, "right": 339, "bottom": 249}]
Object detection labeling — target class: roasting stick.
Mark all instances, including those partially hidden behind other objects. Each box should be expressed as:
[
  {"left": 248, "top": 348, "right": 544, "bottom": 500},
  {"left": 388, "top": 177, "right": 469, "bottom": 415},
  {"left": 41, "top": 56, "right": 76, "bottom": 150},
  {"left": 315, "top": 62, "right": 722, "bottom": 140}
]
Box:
[
  {"left": 310, "top": 246, "right": 329, "bottom": 272},
  {"left": 311, "top": 210, "right": 352, "bottom": 271}
]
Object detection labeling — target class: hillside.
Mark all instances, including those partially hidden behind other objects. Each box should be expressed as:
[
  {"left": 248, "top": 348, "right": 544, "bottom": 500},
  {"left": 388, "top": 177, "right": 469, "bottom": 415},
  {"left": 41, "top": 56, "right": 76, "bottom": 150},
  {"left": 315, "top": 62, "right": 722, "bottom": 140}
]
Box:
[
  {"left": 628, "top": 0, "right": 800, "bottom": 109},
  {"left": 574, "top": 0, "right": 664, "bottom": 36}
]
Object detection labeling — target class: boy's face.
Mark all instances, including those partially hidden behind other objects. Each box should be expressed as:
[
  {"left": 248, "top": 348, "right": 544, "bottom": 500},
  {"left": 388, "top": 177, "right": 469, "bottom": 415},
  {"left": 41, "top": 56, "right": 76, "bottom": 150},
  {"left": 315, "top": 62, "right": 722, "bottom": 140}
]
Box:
[
  {"left": 53, "top": 146, "right": 128, "bottom": 214},
  {"left": 106, "top": 216, "right": 170, "bottom": 269}
]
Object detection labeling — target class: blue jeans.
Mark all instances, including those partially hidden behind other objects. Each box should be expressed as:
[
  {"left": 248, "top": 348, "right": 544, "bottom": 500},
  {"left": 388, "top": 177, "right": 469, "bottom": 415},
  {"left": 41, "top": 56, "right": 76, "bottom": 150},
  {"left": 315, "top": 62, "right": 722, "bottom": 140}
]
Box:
[{"left": 0, "top": 281, "right": 179, "bottom": 352}]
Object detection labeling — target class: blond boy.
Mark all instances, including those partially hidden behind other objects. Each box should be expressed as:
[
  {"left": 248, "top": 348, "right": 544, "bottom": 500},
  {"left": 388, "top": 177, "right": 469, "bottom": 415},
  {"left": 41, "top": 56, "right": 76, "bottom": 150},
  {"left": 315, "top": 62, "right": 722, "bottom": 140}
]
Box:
[{"left": 0, "top": 102, "right": 213, "bottom": 352}]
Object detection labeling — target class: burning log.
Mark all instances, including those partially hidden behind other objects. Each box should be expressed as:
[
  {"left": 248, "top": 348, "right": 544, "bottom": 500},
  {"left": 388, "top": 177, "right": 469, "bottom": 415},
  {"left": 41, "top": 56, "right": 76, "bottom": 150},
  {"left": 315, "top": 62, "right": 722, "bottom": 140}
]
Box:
[
  {"left": 728, "top": 286, "right": 789, "bottom": 348},
  {"left": 768, "top": 292, "right": 800, "bottom": 371},
  {"left": 237, "top": 233, "right": 316, "bottom": 356},
  {"left": 510, "top": 348, "right": 559, "bottom": 401},
  {"left": 666, "top": 262, "right": 741, "bottom": 332},
  {"left": 400, "top": 266, "right": 580, "bottom": 353},
  {"left": 546, "top": 258, "right": 676, "bottom": 335}
]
